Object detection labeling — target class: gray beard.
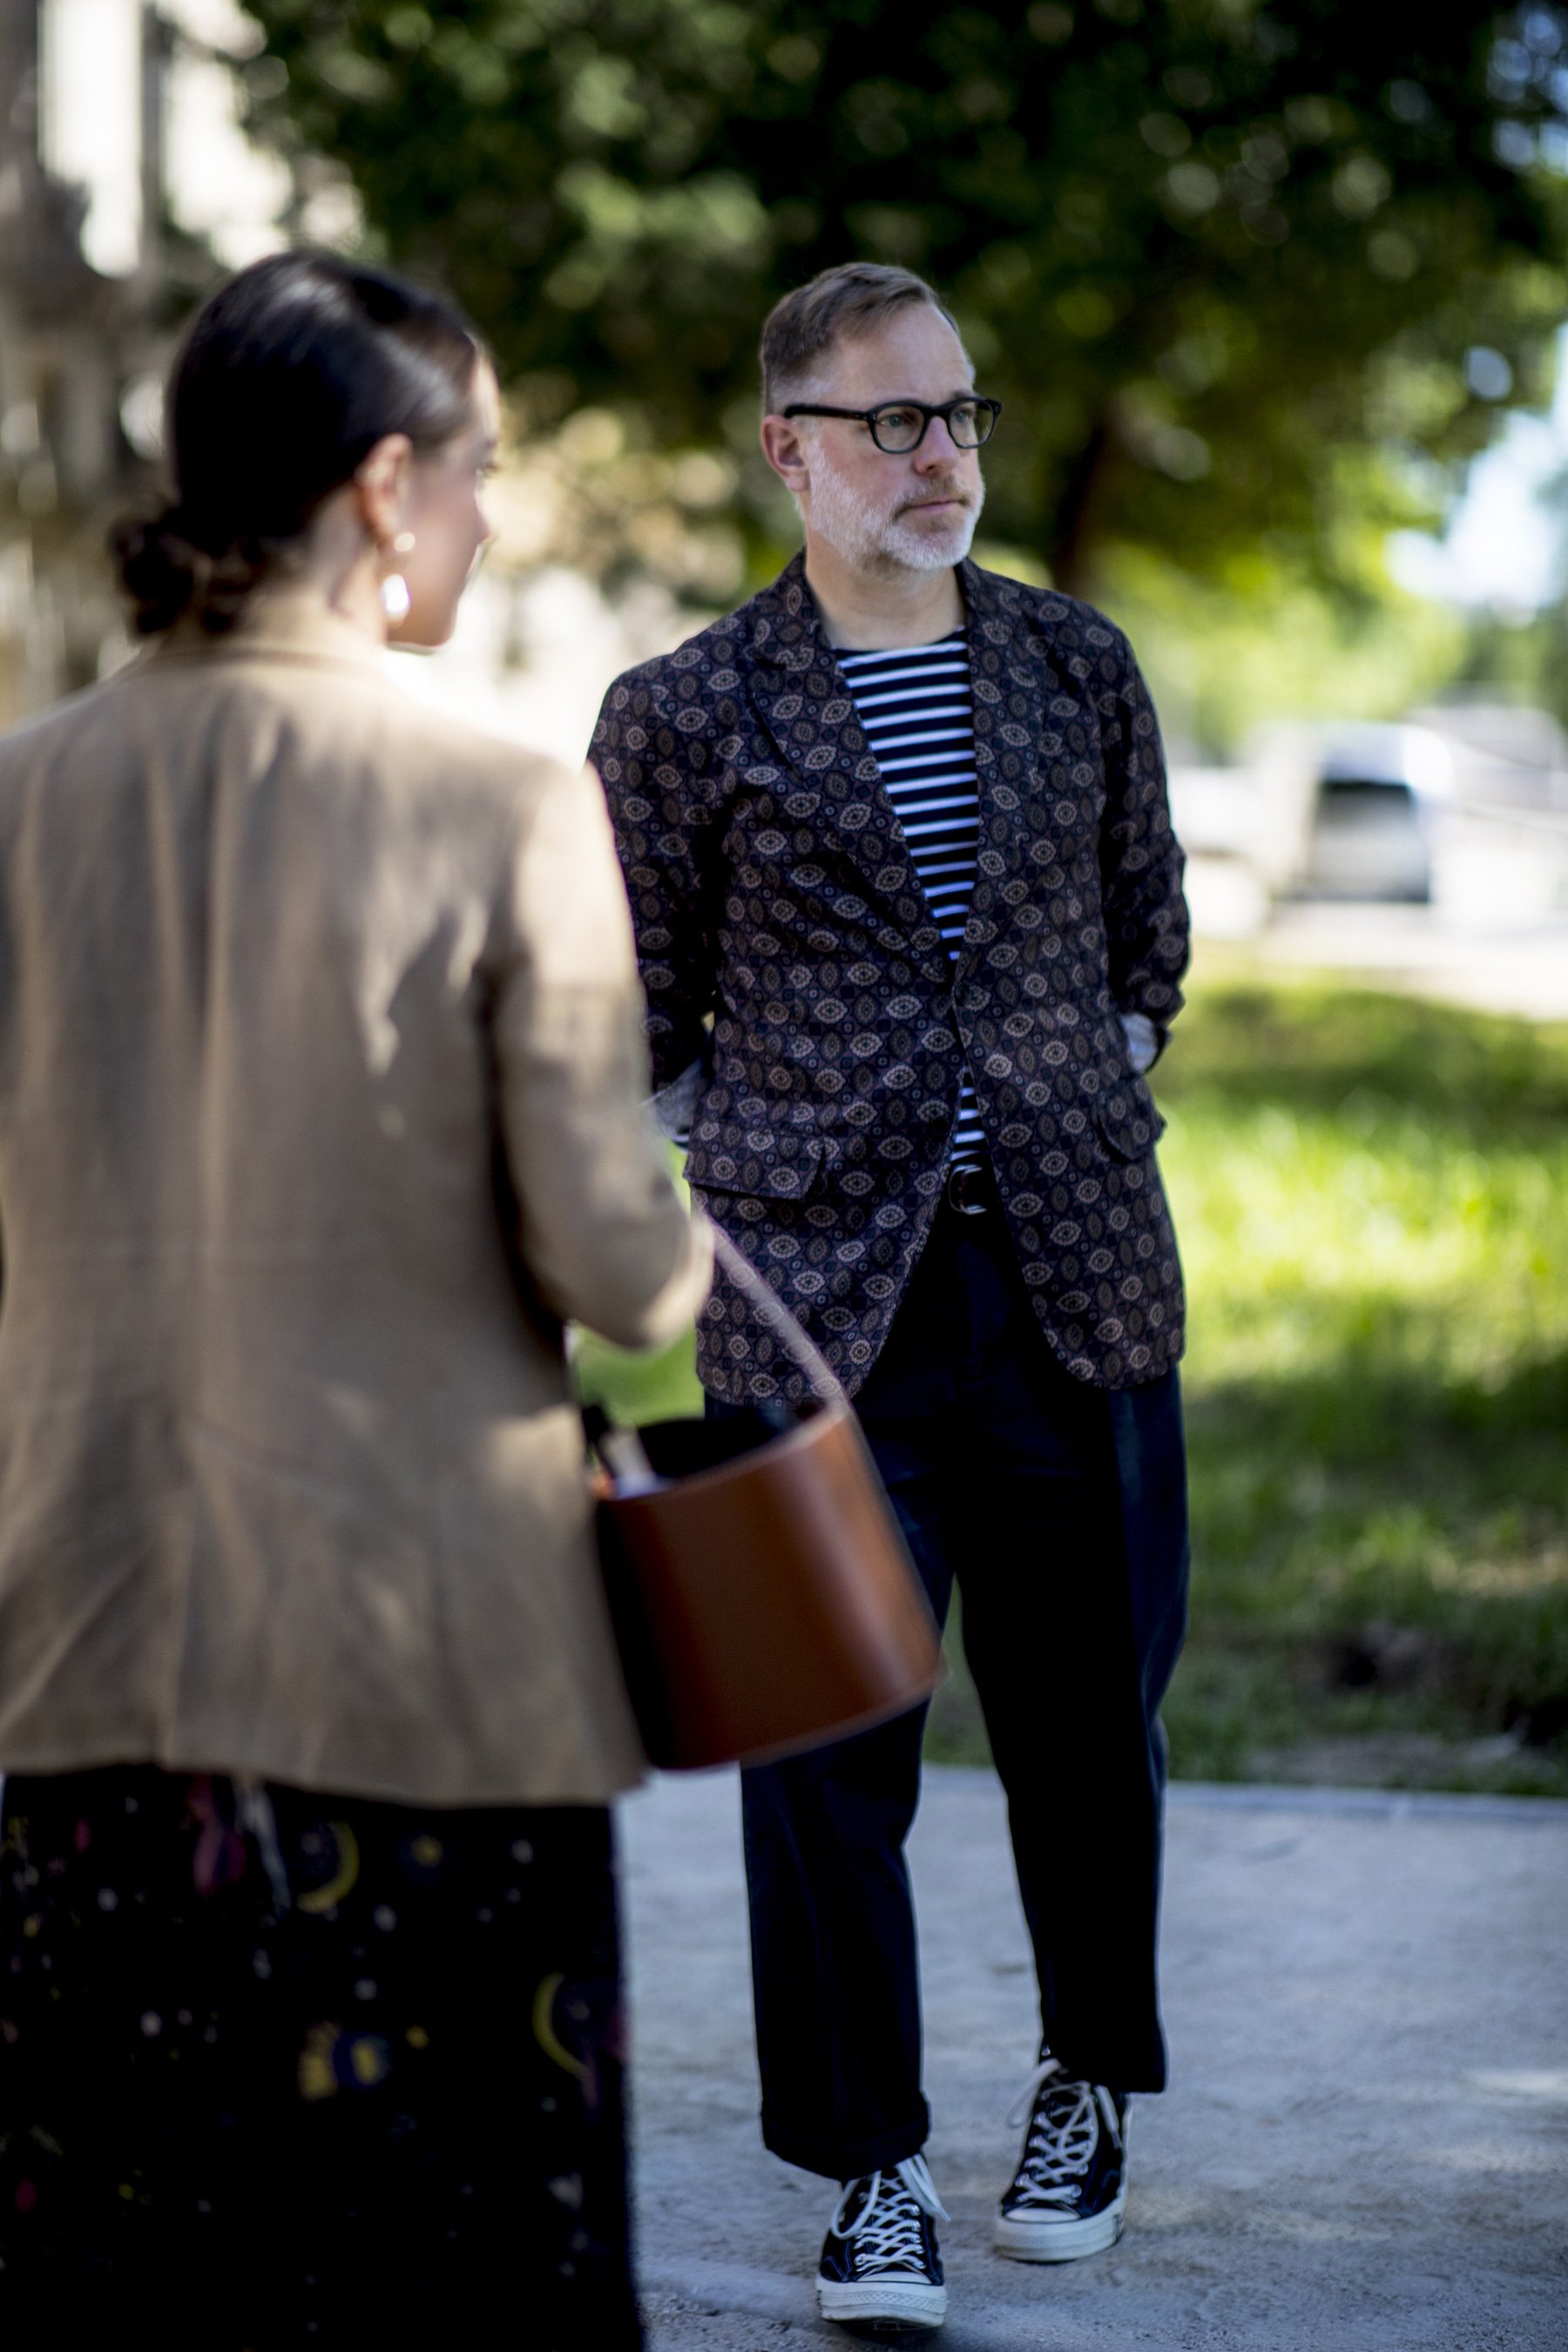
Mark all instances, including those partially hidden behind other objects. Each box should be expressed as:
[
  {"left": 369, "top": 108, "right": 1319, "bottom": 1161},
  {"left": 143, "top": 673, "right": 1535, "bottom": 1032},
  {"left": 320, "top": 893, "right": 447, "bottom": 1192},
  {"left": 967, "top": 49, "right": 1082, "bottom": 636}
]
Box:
[{"left": 805, "top": 452, "right": 983, "bottom": 575}]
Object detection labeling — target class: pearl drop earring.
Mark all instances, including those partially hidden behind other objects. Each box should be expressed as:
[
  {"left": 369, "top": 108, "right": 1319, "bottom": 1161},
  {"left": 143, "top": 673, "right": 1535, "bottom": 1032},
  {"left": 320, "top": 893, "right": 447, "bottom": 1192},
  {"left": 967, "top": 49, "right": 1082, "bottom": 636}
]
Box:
[{"left": 381, "top": 530, "right": 416, "bottom": 620}]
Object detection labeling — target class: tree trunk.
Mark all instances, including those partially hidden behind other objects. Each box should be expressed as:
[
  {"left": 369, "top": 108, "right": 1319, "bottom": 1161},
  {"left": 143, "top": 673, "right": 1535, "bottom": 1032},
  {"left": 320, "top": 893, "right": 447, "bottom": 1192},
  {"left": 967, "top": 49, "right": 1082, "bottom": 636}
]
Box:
[{"left": 1048, "top": 414, "right": 1117, "bottom": 601}]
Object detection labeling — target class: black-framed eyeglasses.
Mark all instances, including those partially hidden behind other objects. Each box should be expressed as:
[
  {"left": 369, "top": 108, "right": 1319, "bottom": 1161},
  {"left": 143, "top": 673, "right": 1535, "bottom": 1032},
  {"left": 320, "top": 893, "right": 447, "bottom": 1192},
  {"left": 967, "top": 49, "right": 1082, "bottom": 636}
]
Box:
[{"left": 781, "top": 395, "right": 1003, "bottom": 454}]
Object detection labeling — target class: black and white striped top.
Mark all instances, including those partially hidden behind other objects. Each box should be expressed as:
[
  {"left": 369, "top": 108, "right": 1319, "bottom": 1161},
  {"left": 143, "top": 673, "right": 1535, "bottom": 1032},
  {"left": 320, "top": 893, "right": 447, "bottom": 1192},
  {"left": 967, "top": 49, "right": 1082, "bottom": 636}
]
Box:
[{"left": 837, "top": 632, "right": 987, "bottom": 1168}]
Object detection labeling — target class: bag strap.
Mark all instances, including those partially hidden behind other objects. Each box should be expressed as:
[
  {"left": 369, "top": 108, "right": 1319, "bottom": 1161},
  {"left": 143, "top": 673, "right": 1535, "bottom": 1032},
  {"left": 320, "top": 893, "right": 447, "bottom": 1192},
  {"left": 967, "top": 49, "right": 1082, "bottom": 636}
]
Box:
[{"left": 698, "top": 1210, "right": 848, "bottom": 1411}]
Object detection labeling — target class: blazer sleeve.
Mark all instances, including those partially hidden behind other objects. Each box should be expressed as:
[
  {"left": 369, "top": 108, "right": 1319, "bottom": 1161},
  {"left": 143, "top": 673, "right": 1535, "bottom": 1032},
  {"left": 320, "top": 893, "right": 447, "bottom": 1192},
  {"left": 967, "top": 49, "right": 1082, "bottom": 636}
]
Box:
[
  {"left": 589, "top": 666, "right": 718, "bottom": 1093},
  {"left": 492, "top": 759, "right": 711, "bottom": 1351},
  {"left": 1096, "top": 636, "right": 1190, "bottom": 1048}
]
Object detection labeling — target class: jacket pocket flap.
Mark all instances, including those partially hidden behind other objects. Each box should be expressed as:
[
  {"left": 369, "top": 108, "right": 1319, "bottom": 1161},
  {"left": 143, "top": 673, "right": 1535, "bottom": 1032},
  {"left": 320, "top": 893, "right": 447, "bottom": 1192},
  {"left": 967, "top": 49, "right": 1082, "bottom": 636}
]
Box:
[
  {"left": 686, "top": 1120, "right": 827, "bottom": 1200},
  {"left": 1093, "top": 1075, "right": 1166, "bottom": 1163}
]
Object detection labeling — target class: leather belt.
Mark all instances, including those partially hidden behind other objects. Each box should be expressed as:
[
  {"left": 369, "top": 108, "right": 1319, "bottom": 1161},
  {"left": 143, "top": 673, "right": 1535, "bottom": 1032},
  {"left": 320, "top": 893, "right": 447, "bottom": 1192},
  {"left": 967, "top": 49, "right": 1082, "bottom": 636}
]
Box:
[{"left": 945, "top": 1162, "right": 992, "bottom": 1216}]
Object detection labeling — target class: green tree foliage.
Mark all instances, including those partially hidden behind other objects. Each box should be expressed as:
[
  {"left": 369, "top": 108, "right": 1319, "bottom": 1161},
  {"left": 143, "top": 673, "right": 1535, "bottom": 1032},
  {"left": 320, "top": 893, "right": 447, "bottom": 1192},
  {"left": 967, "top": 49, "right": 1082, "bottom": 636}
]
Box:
[{"left": 243, "top": 0, "right": 1568, "bottom": 590}]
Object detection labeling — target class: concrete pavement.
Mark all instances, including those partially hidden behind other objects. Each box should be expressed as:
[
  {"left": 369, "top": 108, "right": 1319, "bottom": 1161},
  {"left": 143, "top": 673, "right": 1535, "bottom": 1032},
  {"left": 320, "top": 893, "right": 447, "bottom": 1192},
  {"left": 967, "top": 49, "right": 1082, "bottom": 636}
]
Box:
[
  {"left": 621, "top": 1766, "right": 1568, "bottom": 2350},
  {"left": 1193, "top": 897, "right": 1568, "bottom": 1021}
]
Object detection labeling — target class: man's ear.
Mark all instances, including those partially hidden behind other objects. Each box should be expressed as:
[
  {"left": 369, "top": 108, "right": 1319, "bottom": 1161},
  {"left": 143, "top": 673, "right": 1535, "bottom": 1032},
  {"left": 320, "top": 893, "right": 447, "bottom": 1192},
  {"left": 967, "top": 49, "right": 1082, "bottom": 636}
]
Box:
[{"left": 760, "top": 415, "right": 812, "bottom": 494}]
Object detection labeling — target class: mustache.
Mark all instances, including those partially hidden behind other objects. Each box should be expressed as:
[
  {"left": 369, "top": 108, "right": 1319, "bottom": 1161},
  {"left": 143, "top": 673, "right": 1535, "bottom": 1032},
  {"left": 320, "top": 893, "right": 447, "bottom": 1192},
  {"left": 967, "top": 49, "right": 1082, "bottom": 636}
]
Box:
[{"left": 896, "top": 482, "right": 975, "bottom": 514}]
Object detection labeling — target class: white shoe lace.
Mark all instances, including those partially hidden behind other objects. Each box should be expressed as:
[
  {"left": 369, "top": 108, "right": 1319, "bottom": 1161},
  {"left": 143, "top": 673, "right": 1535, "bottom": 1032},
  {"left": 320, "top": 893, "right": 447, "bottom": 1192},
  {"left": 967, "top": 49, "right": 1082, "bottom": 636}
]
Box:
[
  {"left": 828, "top": 2153, "right": 950, "bottom": 2274},
  {"left": 1005, "top": 2058, "right": 1122, "bottom": 2210}
]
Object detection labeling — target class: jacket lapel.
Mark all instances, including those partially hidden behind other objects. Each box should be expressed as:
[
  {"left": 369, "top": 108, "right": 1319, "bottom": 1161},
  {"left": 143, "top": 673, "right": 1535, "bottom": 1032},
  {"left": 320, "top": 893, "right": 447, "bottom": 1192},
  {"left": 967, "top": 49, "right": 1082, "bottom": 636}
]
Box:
[
  {"left": 952, "top": 559, "right": 1046, "bottom": 984},
  {"left": 743, "top": 557, "right": 949, "bottom": 983}
]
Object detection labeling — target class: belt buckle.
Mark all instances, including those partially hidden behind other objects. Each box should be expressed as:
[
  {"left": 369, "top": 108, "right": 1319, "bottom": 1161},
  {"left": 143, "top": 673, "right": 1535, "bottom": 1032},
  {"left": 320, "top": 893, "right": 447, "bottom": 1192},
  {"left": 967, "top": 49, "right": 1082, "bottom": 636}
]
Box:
[{"left": 946, "top": 1163, "right": 990, "bottom": 1216}]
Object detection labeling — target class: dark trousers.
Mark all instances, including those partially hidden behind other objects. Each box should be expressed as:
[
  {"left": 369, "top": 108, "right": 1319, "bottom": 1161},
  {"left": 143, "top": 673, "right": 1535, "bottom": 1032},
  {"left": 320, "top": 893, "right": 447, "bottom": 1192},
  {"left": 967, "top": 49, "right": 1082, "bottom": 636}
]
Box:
[{"left": 712, "top": 1193, "right": 1188, "bottom": 2181}]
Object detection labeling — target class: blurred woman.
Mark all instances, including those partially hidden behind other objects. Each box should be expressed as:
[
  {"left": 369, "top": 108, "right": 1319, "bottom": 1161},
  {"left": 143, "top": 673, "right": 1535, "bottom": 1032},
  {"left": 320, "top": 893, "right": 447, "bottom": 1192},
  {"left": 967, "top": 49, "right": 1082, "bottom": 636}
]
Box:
[{"left": 0, "top": 253, "right": 706, "bottom": 2344}]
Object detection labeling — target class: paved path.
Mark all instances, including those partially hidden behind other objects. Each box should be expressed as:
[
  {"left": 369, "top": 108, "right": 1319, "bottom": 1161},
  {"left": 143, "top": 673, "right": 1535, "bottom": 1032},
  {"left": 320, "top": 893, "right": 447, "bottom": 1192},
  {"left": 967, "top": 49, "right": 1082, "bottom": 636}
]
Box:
[
  {"left": 1204, "top": 899, "right": 1568, "bottom": 1021},
  {"left": 621, "top": 1767, "right": 1568, "bottom": 2350}
]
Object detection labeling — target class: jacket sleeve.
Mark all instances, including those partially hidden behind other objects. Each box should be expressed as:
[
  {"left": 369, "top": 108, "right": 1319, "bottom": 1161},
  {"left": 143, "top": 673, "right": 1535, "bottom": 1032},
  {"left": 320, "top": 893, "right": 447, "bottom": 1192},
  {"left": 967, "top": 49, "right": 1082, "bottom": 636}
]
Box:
[
  {"left": 1097, "top": 635, "right": 1190, "bottom": 1051},
  {"left": 589, "top": 665, "right": 719, "bottom": 1093},
  {"left": 492, "top": 759, "right": 711, "bottom": 1351}
]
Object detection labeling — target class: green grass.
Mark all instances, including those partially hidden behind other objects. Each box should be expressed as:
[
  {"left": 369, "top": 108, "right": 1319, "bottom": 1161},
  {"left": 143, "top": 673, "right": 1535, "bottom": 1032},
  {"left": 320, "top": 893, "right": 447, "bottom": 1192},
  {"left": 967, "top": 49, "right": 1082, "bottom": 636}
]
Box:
[
  {"left": 574, "top": 1318, "right": 702, "bottom": 1429},
  {"left": 1152, "top": 967, "right": 1568, "bottom": 1794},
  {"left": 578, "top": 977, "right": 1568, "bottom": 1795}
]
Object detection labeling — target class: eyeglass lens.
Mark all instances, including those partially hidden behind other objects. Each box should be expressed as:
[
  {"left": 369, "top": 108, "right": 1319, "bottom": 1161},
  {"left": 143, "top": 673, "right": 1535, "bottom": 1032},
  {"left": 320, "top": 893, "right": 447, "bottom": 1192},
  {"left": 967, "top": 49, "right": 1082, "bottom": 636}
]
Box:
[{"left": 870, "top": 401, "right": 996, "bottom": 453}]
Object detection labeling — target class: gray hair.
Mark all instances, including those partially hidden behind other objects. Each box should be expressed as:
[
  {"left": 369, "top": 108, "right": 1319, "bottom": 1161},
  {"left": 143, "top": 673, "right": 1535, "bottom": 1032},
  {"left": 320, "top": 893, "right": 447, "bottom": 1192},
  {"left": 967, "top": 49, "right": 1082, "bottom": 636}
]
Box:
[{"left": 759, "top": 262, "right": 963, "bottom": 416}]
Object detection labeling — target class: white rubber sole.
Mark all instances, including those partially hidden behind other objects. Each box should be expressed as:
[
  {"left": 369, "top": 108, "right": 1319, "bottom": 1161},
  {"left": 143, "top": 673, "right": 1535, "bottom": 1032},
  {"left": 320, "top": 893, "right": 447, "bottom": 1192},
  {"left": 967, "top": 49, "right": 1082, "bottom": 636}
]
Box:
[
  {"left": 992, "top": 2189, "right": 1126, "bottom": 2263},
  {"left": 817, "top": 2274, "right": 949, "bottom": 2328}
]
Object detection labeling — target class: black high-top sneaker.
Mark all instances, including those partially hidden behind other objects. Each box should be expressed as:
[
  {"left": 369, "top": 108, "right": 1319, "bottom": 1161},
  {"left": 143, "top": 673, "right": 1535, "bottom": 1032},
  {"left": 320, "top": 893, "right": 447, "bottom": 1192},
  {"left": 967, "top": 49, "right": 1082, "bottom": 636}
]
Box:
[
  {"left": 993, "top": 2053, "right": 1129, "bottom": 2262},
  {"left": 816, "top": 2153, "right": 949, "bottom": 2332}
]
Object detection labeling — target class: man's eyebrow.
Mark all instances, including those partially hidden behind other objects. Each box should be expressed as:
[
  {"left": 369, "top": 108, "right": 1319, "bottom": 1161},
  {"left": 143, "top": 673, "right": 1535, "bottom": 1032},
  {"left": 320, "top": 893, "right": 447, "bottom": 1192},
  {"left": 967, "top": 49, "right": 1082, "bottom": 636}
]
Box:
[{"left": 868, "top": 388, "right": 978, "bottom": 405}]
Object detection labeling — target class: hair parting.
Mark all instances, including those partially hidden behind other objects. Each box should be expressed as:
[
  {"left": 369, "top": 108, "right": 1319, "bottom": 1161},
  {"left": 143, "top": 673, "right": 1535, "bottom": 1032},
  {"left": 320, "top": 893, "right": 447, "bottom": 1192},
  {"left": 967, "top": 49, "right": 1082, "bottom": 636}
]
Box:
[{"left": 759, "top": 263, "right": 963, "bottom": 416}]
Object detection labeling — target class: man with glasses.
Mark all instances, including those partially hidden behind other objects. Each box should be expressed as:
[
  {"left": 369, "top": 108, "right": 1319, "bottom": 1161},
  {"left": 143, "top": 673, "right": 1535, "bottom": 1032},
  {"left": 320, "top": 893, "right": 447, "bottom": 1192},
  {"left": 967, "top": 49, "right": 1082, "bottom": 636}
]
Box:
[{"left": 591, "top": 262, "right": 1189, "bottom": 2335}]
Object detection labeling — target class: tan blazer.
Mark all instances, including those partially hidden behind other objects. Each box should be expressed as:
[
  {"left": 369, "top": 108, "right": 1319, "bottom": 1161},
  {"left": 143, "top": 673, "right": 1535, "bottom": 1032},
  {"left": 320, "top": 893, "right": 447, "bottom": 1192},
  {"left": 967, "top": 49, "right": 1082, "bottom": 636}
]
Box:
[{"left": 0, "top": 598, "right": 706, "bottom": 1805}]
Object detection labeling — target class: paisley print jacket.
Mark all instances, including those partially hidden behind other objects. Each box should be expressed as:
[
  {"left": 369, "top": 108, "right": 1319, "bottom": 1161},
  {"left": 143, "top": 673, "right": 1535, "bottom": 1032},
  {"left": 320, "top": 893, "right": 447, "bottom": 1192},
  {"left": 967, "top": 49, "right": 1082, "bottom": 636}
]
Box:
[{"left": 591, "top": 554, "right": 1189, "bottom": 1402}]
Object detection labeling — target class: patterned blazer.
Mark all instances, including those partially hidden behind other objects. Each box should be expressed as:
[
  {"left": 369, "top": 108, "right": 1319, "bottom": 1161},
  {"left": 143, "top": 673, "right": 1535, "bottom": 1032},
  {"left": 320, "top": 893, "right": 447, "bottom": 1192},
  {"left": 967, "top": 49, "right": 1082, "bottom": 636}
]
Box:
[{"left": 591, "top": 553, "right": 1189, "bottom": 1402}]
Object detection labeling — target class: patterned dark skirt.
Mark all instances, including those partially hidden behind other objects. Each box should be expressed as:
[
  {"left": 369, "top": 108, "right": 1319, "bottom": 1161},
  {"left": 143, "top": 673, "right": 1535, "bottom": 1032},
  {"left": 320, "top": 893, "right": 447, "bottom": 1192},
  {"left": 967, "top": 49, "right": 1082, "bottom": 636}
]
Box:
[{"left": 0, "top": 1764, "right": 641, "bottom": 2347}]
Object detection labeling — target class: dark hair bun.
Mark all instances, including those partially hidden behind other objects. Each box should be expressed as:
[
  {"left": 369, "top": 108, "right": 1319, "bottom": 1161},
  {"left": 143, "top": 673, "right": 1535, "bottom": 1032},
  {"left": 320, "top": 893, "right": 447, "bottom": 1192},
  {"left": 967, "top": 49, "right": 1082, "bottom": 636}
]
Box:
[
  {"left": 111, "top": 251, "right": 481, "bottom": 637},
  {"left": 110, "top": 510, "right": 268, "bottom": 637}
]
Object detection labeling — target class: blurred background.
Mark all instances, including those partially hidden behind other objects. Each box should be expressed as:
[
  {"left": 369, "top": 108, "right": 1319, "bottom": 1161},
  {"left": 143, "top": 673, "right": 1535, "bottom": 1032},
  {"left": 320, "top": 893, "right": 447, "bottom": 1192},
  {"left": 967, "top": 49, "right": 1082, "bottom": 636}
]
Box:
[{"left": 2, "top": 0, "right": 1565, "bottom": 1793}]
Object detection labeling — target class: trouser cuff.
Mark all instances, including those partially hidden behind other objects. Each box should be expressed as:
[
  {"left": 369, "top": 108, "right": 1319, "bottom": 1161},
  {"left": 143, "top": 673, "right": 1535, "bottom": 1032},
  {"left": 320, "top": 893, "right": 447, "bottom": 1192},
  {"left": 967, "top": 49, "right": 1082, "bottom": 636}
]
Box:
[{"left": 760, "top": 2099, "right": 931, "bottom": 2183}]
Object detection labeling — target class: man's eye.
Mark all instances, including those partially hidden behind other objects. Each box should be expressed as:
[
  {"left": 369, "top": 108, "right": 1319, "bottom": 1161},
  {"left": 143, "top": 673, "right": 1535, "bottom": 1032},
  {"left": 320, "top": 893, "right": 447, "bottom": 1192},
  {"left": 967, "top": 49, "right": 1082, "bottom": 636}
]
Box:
[
  {"left": 878, "top": 408, "right": 921, "bottom": 431},
  {"left": 950, "top": 403, "right": 977, "bottom": 429}
]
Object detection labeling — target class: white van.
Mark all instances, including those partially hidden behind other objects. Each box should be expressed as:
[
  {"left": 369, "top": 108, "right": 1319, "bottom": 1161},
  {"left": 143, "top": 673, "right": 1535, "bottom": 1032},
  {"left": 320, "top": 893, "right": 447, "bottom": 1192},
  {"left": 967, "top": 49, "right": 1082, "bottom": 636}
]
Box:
[{"left": 1303, "top": 725, "right": 1456, "bottom": 902}]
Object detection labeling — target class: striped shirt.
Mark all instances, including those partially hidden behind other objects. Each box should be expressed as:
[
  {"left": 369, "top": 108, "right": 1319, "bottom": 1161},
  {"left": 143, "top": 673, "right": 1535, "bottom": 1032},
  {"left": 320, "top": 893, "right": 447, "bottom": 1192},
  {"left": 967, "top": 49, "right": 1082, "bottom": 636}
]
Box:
[{"left": 837, "top": 632, "right": 987, "bottom": 1168}]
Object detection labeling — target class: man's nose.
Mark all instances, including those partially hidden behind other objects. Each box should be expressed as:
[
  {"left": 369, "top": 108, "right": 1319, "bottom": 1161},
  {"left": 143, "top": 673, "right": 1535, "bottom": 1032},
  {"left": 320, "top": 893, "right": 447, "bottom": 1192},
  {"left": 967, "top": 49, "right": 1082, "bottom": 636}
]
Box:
[{"left": 915, "top": 416, "right": 963, "bottom": 467}]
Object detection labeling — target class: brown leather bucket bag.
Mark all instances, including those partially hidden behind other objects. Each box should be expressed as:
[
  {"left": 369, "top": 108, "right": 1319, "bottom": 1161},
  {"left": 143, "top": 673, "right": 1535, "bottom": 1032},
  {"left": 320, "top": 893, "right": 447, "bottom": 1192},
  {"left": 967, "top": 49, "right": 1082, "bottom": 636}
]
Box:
[{"left": 591, "top": 1226, "right": 942, "bottom": 1771}]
